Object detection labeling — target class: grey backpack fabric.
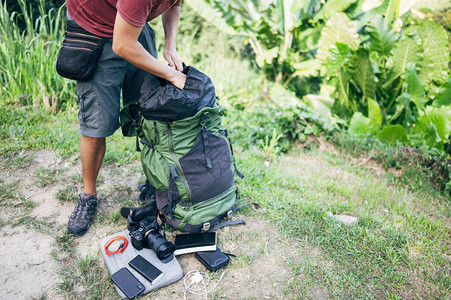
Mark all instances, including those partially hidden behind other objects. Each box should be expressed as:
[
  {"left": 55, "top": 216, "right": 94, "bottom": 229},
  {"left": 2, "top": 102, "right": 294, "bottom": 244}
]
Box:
[{"left": 138, "top": 66, "right": 217, "bottom": 122}]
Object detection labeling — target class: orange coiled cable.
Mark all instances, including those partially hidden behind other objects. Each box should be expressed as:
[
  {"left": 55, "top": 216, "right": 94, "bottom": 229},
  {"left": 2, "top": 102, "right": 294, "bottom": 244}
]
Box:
[{"left": 104, "top": 236, "right": 128, "bottom": 255}]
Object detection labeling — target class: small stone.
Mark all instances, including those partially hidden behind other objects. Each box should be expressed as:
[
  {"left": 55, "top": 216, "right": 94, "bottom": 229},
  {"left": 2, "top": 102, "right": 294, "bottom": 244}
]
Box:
[
  {"left": 331, "top": 214, "right": 358, "bottom": 225},
  {"left": 326, "top": 211, "right": 333, "bottom": 217}
]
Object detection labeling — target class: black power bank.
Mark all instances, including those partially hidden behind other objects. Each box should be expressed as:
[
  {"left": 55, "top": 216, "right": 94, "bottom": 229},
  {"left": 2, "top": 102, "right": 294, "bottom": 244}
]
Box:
[
  {"left": 111, "top": 267, "right": 145, "bottom": 299},
  {"left": 174, "top": 232, "right": 216, "bottom": 255},
  {"left": 195, "top": 248, "right": 230, "bottom": 272},
  {"left": 128, "top": 255, "right": 164, "bottom": 284}
]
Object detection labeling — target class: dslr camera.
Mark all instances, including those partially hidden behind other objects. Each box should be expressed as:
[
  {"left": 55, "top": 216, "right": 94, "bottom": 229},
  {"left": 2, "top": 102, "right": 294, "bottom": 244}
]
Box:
[
  {"left": 121, "top": 200, "right": 175, "bottom": 262},
  {"left": 128, "top": 216, "right": 175, "bottom": 261}
]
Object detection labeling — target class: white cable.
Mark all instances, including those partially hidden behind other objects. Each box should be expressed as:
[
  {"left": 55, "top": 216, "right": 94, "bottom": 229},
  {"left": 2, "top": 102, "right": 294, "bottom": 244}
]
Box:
[{"left": 183, "top": 270, "right": 226, "bottom": 300}]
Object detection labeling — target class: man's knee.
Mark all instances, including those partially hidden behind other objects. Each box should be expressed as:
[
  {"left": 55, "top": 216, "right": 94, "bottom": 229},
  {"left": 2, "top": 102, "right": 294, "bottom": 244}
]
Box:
[{"left": 81, "top": 135, "right": 106, "bottom": 147}]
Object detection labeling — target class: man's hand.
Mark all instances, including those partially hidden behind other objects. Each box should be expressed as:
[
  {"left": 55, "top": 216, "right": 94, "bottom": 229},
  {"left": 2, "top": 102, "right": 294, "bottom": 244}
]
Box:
[
  {"left": 164, "top": 45, "right": 183, "bottom": 71},
  {"left": 162, "top": 4, "right": 182, "bottom": 72},
  {"left": 113, "top": 13, "right": 186, "bottom": 89},
  {"left": 169, "top": 70, "right": 186, "bottom": 90}
]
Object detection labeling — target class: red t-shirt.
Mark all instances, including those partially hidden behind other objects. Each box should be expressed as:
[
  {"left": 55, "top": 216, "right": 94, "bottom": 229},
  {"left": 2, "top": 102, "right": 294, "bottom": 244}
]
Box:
[{"left": 67, "top": 0, "right": 179, "bottom": 37}]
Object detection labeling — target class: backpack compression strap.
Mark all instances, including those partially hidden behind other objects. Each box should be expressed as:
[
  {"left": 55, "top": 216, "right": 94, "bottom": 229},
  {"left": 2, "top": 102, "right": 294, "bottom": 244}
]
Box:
[{"left": 203, "top": 202, "right": 260, "bottom": 232}]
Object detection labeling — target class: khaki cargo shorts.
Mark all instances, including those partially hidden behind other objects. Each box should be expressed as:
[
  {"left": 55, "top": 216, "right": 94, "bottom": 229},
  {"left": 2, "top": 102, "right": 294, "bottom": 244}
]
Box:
[{"left": 75, "top": 23, "right": 157, "bottom": 138}]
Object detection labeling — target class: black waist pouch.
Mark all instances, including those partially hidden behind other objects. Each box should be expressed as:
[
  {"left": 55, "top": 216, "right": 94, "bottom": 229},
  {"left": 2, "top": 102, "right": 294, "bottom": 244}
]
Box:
[{"left": 56, "top": 20, "right": 107, "bottom": 81}]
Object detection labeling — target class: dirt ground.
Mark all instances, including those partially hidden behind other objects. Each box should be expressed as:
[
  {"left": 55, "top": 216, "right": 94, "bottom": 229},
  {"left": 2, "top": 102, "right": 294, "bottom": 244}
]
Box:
[{"left": 1, "top": 149, "right": 319, "bottom": 300}]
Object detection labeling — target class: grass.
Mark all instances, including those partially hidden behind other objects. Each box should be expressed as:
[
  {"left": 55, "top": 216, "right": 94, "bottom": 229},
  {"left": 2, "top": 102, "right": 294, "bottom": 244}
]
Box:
[
  {"left": 56, "top": 186, "right": 79, "bottom": 202},
  {"left": 0, "top": 180, "right": 36, "bottom": 209},
  {"left": 57, "top": 256, "right": 115, "bottom": 299},
  {"left": 56, "top": 254, "right": 115, "bottom": 299},
  {"left": 13, "top": 215, "right": 59, "bottom": 235},
  {"left": 0, "top": 105, "right": 142, "bottom": 165},
  {"left": 0, "top": 150, "right": 35, "bottom": 169},
  {"left": 35, "top": 167, "right": 65, "bottom": 187},
  {"left": 1, "top": 122, "right": 449, "bottom": 298},
  {"left": 236, "top": 147, "right": 450, "bottom": 298},
  {"left": 332, "top": 132, "right": 451, "bottom": 198},
  {"left": 0, "top": 0, "right": 74, "bottom": 108},
  {"left": 1, "top": 2, "right": 449, "bottom": 299}
]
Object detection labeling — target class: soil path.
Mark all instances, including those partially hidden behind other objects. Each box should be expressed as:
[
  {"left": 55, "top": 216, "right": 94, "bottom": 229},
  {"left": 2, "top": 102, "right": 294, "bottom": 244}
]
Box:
[{"left": 0, "top": 149, "right": 338, "bottom": 299}]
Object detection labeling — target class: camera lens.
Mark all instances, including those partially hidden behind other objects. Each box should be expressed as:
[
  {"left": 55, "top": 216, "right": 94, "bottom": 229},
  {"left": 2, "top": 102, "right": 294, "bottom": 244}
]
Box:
[{"left": 145, "top": 231, "right": 175, "bottom": 261}]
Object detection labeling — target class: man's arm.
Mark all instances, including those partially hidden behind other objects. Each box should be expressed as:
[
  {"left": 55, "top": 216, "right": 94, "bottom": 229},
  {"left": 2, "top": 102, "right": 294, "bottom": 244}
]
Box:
[
  {"left": 112, "top": 13, "right": 186, "bottom": 89},
  {"left": 162, "top": 1, "right": 182, "bottom": 71}
]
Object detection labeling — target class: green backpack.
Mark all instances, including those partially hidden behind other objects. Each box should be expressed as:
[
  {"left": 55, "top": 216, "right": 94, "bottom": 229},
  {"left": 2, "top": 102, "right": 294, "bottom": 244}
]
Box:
[
  {"left": 121, "top": 66, "right": 247, "bottom": 232},
  {"left": 138, "top": 103, "right": 244, "bottom": 232}
]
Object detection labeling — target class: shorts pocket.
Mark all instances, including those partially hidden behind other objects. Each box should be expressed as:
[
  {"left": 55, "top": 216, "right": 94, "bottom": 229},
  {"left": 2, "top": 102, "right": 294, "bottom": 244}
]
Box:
[{"left": 77, "top": 88, "right": 100, "bottom": 130}]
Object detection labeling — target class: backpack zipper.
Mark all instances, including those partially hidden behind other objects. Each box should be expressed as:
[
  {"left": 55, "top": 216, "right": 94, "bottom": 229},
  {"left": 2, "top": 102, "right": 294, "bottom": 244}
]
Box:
[
  {"left": 167, "top": 123, "right": 193, "bottom": 202},
  {"left": 220, "top": 129, "right": 244, "bottom": 178},
  {"left": 153, "top": 121, "right": 161, "bottom": 145}
]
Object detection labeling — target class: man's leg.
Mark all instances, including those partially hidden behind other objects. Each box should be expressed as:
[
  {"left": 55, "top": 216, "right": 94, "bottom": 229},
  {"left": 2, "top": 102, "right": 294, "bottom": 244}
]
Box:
[
  {"left": 80, "top": 135, "right": 106, "bottom": 196},
  {"left": 67, "top": 37, "right": 127, "bottom": 236},
  {"left": 67, "top": 136, "right": 105, "bottom": 235}
]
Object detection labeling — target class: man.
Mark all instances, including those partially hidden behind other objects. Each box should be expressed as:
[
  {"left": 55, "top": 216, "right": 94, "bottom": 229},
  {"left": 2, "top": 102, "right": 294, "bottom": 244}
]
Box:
[{"left": 65, "top": 0, "right": 186, "bottom": 236}]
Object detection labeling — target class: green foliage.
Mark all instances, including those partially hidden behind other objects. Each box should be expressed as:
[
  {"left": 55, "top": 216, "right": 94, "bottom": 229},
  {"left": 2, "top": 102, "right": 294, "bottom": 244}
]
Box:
[
  {"left": 224, "top": 98, "right": 338, "bottom": 155},
  {"left": 377, "top": 125, "right": 408, "bottom": 145},
  {"left": 387, "top": 35, "right": 422, "bottom": 85},
  {"left": 367, "top": 16, "right": 398, "bottom": 57},
  {"left": 385, "top": 0, "right": 400, "bottom": 27},
  {"left": 412, "top": 107, "right": 451, "bottom": 150},
  {"left": 348, "top": 99, "right": 381, "bottom": 137},
  {"left": 0, "top": 0, "right": 75, "bottom": 108},
  {"left": 368, "top": 99, "right": 382, "bottom": 130},
  {"left": 325, "top": 43, "right": 354, "bottom": 74},
  {"left": 405, "top": 63, "right": 426, "bottom": 110},
  {"left": 434, "top": 77, "right": 451, "bottom": 107},
  {"left": 184, "top": 0, "right": 236, "bottom": 35},
  {"left": 2, "top": 0, "right": 65, "bottom": 30},
  {"left": 416, "top": 21, "right": 449, "bottom": 85},
  {"left": 196, "top": 0, "right": 363, "bottom": 95},
  {"left": 316, "top": 12, "right": 359, "bottom": 65},
  {"left": 333, "top": 132, "right": 450, "bottom": 196},
  {"left": 312, "top": 0, "right": 356, "bottom": 22},
  {"left": 318, "top": 9, "right": 450, "bottom": 154},
  {"left": 350, "top": 49, "right": 377, "bottom": 104},
  {"left": 349, "top": 112, "right": 375, "bottom": 137}
]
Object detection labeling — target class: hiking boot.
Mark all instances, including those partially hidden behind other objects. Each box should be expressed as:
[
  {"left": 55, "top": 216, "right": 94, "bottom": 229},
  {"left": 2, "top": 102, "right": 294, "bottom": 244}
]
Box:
[{"left": 67, "top": 193, "right": 98, "bottom": 236}]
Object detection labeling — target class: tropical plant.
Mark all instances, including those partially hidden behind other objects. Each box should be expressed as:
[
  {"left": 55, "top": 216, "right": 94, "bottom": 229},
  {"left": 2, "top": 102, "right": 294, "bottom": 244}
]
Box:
[
  {"left": 316, "top": 0, "right": 451, "bottom": 153},
  {"left": 187, "top": 0, "right": 366, "bottom": 95}
]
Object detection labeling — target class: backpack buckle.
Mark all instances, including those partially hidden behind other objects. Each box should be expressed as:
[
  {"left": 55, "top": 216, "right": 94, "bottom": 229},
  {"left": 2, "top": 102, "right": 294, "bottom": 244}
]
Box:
[
  {"left": 201, "top": 222, "right": 211, "bottom": 231},
  {"left": 225, "top": 210, "right": 233, "bottom": 219}
]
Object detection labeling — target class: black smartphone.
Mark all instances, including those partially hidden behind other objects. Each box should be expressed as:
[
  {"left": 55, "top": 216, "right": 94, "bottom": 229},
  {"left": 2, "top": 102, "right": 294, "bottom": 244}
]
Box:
[
  {"left": 111, "top": 267, "right": 145, "bottom": 299},
  {"left": 128, "top": 255, "right": 164, "bottom": 284},
  {"left": 195, "top": 248, "right": 230, "bottom": 272}
]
